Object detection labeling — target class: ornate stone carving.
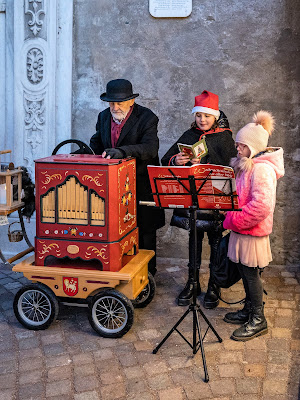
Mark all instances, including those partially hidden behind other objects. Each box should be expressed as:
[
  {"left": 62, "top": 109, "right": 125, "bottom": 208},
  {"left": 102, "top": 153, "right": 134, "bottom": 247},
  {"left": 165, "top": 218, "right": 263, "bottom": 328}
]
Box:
[
  {"left": 27, "top": 48, "right": 44, "bottom": 84},
  {"left": 24, "top": 93, "right": 45, "bottom": 151},
  {"left": 25, "top": 0, "right": 45, "bottom": 36}
]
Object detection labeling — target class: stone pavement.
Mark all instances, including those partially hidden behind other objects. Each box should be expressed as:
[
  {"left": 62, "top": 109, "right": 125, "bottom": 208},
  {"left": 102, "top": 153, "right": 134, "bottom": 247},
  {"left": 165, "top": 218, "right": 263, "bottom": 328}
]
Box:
[{"left": 0, "top": 258, "right": 299, "bottom": 400}]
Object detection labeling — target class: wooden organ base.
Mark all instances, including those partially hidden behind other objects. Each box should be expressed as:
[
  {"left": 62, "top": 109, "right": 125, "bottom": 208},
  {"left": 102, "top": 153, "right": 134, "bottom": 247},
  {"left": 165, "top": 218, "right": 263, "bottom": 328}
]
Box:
[{"left": 35, "top": 227, "right": 139, "bottom": 272}]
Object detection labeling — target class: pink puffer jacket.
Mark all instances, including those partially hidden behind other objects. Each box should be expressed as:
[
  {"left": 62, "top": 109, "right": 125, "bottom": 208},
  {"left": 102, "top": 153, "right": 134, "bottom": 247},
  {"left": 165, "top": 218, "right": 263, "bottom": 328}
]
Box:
[{"left": 223, "top": 147, "right": 284, "bottom": 236}]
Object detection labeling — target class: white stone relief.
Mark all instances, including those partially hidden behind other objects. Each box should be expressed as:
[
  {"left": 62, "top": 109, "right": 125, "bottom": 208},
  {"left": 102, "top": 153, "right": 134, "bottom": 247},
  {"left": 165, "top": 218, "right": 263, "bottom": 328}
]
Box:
[
  {"left": 13, "top": 0, "right": 72, "bottom": 169},
  {"left": 24, "top": 92, "right": 45, "bottom": 151},
  {"left": 27, "top": 47, "right": 44, "bottom": 84},
  {"left": 25, "top": 0, "right": 45, "bottom": 36},
  {"left": 1, "top": 0, "right": 73, "bottom": 258}
]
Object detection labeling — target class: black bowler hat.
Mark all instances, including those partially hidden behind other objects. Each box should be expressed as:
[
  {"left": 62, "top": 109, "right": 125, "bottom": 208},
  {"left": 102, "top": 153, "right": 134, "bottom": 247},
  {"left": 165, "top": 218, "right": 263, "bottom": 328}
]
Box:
[{"left": 100, "top": 79, "right": 139, "bottom": 102}]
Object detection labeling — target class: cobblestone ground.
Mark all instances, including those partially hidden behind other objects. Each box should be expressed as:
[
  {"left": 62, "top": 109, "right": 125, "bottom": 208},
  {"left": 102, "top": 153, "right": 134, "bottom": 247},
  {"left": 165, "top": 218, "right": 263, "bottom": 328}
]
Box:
[{"left": 0, "top": 258, "right": 299, "bottom": 400}]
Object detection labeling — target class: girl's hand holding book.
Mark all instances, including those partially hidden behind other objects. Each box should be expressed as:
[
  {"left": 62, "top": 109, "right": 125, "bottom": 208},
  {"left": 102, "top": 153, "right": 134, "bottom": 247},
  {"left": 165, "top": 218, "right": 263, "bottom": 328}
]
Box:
[{"left": 175, "top": 152, "right": 190, "bottom": 165}]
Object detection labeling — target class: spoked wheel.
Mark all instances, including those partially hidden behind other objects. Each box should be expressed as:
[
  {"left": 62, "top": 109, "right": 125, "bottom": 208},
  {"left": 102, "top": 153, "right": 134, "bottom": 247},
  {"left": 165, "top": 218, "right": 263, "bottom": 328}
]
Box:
[
  {"left": 13, "top": 283, "right": 59, "bottom": 330},
  {"left": 132, "top": 272, "right": 156, "bottom": 308},
  {"left": 88, "top": 289, "right": 134, "bottom": 338}
]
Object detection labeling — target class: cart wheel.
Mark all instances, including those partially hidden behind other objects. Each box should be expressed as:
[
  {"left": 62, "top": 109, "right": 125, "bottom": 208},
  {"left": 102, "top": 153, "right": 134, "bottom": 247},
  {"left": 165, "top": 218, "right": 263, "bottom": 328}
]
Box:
[
  {"left": 132, "top": 272, "right": 156, "bottom": 308},
  {"left": 13, "top": 283, "right": 59, "bottom": 330},
  {"left": 88, "top": 289, "right": 134, "bottom": 338}
]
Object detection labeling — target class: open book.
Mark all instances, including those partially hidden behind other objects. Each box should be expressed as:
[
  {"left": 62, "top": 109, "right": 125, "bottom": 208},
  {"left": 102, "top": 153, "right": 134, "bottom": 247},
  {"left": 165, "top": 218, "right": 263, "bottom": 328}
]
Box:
[
  {"left": 147, "top": 164, "right": 239, "bottom": 210},
  {"left": 177, "top": 137, "right": 208, "bottom": 160}
]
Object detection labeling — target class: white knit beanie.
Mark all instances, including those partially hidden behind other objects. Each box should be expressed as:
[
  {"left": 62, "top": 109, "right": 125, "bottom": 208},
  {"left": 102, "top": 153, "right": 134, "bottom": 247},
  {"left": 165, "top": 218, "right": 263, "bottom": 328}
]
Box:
[{"left": 235, "top": 111, "right": 275, "bottom": 157}]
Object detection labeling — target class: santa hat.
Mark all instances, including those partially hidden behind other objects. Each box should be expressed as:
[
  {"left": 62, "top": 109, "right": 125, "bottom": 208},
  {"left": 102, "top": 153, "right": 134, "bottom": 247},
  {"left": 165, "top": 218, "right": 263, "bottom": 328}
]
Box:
[
  {"left": 236, "top": 111, "right": 275, "bottom": 157},
  {"left": 191, "top": 90, "right": 220, "bottom": 119}
]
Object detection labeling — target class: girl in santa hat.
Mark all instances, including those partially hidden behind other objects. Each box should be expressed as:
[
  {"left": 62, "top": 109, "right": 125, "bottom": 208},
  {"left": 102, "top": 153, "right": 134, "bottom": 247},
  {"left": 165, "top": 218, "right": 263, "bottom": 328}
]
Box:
[
  {"left": 161, "top": 91, "right": 236, "bottom": 308},
  {"left": 223, "top": 111, "right": 284, "bottom": 341}
]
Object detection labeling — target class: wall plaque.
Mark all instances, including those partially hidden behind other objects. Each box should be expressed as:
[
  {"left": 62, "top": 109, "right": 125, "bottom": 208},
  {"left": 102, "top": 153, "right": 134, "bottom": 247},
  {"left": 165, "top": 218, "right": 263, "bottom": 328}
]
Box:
[{"left": 149, "top": 0, "right": 192, "bottom": 18}]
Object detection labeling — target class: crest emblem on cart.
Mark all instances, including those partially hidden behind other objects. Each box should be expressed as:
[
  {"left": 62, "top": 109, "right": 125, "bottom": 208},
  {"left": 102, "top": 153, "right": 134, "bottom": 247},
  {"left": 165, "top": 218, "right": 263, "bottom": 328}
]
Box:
[{"left": 63, "top": 277, "right": 79, "bottom": 296}]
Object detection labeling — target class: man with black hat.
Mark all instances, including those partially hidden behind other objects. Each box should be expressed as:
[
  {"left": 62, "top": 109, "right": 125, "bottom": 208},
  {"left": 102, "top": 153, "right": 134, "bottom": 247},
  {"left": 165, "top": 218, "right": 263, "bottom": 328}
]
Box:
[{"left": 89, "top": 79, "right": 165, "bottom": 276}]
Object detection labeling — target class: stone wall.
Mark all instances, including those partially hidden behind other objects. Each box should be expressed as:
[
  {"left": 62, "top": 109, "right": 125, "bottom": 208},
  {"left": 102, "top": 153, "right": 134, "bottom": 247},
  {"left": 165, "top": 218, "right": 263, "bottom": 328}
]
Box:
[{"left": 72, "top": 0, "right": 300, "bottom": 265}]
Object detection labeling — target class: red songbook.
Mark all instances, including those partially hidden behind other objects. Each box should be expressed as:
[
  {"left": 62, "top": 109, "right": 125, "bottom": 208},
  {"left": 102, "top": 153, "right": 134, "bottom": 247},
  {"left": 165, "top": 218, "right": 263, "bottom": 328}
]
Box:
[{"left": 147, "top": 164, "right": 239, "bottom": 210}]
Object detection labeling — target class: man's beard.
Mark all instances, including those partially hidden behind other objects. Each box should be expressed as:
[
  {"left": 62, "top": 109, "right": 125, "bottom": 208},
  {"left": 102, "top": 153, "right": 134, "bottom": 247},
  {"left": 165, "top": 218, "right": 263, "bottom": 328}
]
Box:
[{"left": 111, "top": 110, "right": 127, "bottom": 122}]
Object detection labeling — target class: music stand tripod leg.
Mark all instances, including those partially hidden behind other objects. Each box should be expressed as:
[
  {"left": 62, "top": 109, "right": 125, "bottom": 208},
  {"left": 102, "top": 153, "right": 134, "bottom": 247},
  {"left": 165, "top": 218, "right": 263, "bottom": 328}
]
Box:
[
  {"left": 197, "top": 306, "right": 223, "bottom": 343},
  {"left": 153, "top": 307, "right": 190, "bottom": 354},
  {"left": 194, "top": 306, "right": 209, "bottom": 382}
]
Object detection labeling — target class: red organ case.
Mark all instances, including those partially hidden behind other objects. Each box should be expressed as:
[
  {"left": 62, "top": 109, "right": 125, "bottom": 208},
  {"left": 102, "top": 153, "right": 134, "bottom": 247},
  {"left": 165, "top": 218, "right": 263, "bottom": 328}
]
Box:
[{"left": 35, "top": 155, "right": 138, "bottom": 271}]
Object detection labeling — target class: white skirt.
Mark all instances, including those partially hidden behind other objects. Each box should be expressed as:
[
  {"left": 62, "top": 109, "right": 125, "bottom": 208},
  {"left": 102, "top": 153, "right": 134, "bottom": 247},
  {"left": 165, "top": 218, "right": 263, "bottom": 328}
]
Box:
[{"left": 228, "top": 231, "right": 272, "bottom": 268}]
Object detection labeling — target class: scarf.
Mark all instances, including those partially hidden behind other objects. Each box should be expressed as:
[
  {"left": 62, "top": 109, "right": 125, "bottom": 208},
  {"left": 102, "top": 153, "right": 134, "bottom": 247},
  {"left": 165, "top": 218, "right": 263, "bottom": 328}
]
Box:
[{"left": 111, "top": 106, "right": 133, "bottom": 148}]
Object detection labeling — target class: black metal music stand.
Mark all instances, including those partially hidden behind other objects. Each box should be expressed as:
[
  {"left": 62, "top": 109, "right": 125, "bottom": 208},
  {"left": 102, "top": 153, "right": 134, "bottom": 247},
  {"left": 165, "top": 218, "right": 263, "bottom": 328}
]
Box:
[{"left": 148, "top": 167, "right": 238, "bottom": 382}]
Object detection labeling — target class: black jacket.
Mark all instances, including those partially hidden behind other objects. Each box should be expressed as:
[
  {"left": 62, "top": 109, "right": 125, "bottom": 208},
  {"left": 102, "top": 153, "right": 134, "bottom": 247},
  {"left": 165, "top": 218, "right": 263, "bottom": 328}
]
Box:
[
  {"left": 161, "top": 112, "right": 237, "bottom": 231},
  {"left": 161, "top": 112, "right": 236, "bottom": 167},
  {"left": 90, "top": 103, "right": 165, "bottom": 232}
]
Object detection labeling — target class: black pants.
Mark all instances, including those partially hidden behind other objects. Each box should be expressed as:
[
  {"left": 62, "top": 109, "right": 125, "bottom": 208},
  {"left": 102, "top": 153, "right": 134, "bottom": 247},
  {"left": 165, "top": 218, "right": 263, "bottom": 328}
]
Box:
[
  {"left": 139, "top": 229, "right": 157, "bottom": 276},
  {"left": 189, "top": 229, "right": 222, "bottom": 271},
  {"left": 237, "top": 263, "right": 264, "bottom": 308}
]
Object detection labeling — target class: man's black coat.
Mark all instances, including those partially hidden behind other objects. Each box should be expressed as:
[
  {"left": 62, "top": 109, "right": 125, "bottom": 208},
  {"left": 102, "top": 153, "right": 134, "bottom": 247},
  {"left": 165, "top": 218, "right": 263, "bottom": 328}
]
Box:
[{"left": 90, "top": 103, "right": 165, "bottom": 232}]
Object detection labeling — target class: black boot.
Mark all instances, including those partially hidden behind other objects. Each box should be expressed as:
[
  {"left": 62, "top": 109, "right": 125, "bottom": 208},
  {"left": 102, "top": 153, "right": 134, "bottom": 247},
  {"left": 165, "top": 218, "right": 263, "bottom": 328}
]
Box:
[
  {"left": 224, "top": 300, "right": 251, "bottom": 325},
  {"left": 231, "top": 305, "right": 268, "bottom": 341},
  {"left": 177, "top": 267, "right": 201, "bottom": 306},
  {"left": 203, "top": 280, "right": 220, "bottom": 309}
]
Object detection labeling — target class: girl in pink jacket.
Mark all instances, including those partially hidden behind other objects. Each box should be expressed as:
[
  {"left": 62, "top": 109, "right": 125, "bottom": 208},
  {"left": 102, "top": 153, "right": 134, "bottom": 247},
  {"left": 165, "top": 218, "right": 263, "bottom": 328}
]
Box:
[{"left": 223, "top": 111, "right": 284, "bottom": 341}]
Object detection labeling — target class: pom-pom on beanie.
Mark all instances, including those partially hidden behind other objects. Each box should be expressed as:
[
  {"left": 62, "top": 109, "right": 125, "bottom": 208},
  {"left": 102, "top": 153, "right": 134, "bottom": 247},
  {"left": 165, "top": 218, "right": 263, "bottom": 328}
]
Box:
[
  {"left": 191, "top": 90, "right": 220, "bottom": 119},
  {"left": 235, "top": 111, "right": 275, "bottom": 157}
]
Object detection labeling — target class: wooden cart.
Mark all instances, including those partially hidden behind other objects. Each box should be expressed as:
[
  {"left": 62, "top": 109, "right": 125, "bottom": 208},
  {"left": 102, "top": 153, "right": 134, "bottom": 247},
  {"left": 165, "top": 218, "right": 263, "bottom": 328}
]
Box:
[
  {"left": 12, "top": 141, "right": 156, "bottom": 338},
  {"left": 13, "top": 249, "right": 155, "bottom": 338}
]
